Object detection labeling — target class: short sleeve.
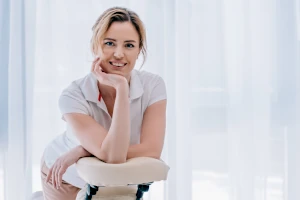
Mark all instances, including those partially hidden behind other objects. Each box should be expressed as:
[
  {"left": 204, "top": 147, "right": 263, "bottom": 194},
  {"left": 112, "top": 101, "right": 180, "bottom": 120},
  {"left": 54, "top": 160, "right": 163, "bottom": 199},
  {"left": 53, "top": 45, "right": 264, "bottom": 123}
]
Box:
[
  {"left": 148, "top": 76, "right": 167, "bottom": 106},
  {"left": 58, "top": 87, "right": 90, "bottom": 120}
]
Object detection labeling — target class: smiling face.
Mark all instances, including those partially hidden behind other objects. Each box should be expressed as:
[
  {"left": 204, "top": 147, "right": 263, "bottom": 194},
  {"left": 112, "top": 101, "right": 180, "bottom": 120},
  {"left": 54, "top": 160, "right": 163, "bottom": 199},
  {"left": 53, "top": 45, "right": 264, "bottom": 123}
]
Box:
[{"left": 98, "top": 21, "right": 140, "bottom": 80}]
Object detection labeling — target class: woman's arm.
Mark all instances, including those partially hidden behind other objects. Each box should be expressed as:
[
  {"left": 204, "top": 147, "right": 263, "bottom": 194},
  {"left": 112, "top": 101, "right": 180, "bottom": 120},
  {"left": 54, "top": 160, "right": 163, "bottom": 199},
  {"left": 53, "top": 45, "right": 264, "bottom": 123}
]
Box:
[
  {"left": 127, "top": 99, "right": 167, "bottom": 159},
  {"left": 77, "top": 99, "right": 166, "bottom": 161},
  {"left": 46, "top": 145, "right": 91, "bottom": 189},
  {"left": 75, "top": 99, "right": 166, "bottom": 161},
  {"left": 64, "top": 60, "right": 130, "bottom": 164},
  {"left": 98, "top": 83, "right": 130, "bottom": 163},
  {"left": 64, "top": 83, "right": 130, "bottom": 164}
]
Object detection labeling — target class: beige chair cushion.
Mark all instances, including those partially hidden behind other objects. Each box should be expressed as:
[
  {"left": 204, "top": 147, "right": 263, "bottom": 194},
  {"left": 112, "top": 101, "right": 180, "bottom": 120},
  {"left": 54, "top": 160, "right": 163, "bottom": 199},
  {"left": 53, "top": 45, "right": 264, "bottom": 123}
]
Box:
[{"left": 76, "top": 157, "right": 170, "bottom": 186}]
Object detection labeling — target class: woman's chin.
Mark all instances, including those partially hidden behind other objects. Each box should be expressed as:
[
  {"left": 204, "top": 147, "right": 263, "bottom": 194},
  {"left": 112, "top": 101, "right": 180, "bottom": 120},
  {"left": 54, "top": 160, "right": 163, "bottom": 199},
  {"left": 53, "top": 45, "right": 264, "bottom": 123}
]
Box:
[
  {"left": 102, "top": 65, "right": 132, "bottom": 77},
  {"left": 107, "top": 67, "right": 129, "bottom": 75},
  {"left": 106, "top": 70, "right": 124, "bottom": 75}
]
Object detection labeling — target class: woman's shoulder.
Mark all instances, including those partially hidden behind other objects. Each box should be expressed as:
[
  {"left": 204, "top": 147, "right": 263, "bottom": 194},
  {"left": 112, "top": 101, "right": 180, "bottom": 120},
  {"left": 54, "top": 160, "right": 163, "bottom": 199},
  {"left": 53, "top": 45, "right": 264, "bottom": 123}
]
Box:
[
  {"left": 60, "top": 76, "right": 85, "bottom": 96},
  {"left": 134, "top": 70, "right": 165, "bottom": 87},
  {"left": 60, "top": 73, "right": 97, "bottom": 102},
  {"left": 133, "top": 70, "right": 167, "bottom": 103}
]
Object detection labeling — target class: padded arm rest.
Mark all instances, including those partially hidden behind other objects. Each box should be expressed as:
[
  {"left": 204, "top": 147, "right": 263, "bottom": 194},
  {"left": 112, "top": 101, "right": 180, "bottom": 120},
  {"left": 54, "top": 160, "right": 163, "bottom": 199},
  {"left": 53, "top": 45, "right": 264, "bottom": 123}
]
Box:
[{"left": 76, "top": 157, "right": 170, "bottom": 187}]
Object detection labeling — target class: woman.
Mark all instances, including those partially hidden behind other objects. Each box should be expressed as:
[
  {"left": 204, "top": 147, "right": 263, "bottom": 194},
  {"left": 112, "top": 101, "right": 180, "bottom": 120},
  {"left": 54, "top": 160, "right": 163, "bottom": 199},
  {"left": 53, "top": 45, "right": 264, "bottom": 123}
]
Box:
[{"left": 40, "top": 6, "right": 167, "bottom": 200}]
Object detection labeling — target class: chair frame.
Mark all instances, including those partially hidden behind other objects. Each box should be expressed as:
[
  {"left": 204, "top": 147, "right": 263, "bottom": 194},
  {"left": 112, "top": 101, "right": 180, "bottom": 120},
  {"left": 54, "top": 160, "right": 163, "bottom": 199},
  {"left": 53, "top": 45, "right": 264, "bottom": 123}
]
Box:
[{"left": 85, "top": 182, "right": 153, "bottom": 200}]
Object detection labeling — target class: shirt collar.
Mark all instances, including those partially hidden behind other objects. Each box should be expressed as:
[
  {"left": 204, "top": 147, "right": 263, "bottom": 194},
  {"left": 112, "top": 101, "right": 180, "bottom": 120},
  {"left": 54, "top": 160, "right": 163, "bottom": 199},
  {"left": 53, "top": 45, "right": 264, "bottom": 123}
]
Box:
[
  {"left": 129, "top": 69, "right": 144, "bottom": 101},
  {"left": 81, "top": 69, "right": 144, "bottom": 103}
]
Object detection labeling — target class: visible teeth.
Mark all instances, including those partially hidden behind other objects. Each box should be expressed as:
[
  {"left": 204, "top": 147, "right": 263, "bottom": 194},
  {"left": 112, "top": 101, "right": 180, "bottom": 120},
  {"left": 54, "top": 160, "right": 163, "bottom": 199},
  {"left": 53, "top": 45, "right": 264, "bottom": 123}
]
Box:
[{"left": 112, "top": 62, "right": 125, "bottom": 67}]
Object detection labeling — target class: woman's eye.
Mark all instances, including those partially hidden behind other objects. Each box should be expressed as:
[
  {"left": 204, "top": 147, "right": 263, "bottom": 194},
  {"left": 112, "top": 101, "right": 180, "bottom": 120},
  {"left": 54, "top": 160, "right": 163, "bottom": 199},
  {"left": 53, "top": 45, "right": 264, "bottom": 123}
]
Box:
[
  {"left": 125, "top": 43, "right": 134, "bottom": 48},
  {"left": 105, "top": 42, "right": 114, "bottom": 46}
]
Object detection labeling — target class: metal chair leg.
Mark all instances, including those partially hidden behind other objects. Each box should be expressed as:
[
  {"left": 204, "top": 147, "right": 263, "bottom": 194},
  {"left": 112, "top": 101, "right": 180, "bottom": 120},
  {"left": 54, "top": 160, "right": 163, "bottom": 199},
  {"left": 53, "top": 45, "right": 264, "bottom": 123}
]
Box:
[
  {"left": 136, "top": 183, "right": 152, "bottom": 200},
  {"left": 85, "top": 184, "right": 98, "bottom": 200}
]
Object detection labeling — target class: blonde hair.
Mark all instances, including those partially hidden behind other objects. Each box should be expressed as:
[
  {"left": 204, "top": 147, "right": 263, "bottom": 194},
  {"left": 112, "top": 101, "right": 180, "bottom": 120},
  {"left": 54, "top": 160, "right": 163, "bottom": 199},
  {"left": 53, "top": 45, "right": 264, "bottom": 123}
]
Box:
[{"left": 91, "top": 7, "right": 147, "bottom": 66}]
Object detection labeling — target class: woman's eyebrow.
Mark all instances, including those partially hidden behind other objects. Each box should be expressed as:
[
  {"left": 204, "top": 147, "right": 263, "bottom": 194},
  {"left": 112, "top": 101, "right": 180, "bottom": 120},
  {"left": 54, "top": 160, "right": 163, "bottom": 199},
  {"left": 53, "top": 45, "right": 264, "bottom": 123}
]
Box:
[
  {"left": 124, "top": 40, "right": 137, "bottom": 43},
  {"left": 104, "top": 38, "right": 137, "bottom": 43},
  {"left": 104, "top": 38, "right": 116, "bottom": 41}
]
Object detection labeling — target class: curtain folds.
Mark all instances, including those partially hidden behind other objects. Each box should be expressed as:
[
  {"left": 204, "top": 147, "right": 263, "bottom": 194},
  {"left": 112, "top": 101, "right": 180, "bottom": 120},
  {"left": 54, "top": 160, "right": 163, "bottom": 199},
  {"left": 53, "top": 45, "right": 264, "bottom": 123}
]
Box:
[{"left": 1, "top": 0, "right": 299, "bottom": 200}]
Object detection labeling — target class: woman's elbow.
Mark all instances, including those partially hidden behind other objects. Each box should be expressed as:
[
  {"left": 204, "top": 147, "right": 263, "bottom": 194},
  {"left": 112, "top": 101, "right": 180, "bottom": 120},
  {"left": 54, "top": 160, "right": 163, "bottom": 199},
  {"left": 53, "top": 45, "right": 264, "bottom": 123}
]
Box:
[
  {"left": 150, "top": 153, "right": 161, "bottom": 160},
  {"left": 146, "top": 149, "right": 161, "bottom": 160},
  {"left": 95, "top": 150, "right": 126, "bottom": 164},
  {"left": 103, "top": 154, "right": 127, "bottom": 164},
  {"left": 106, "top": 157, "right": 127, "bottom": 164},
  {"left": 141, "top": 145, "right": 161, "bottom": 160}
]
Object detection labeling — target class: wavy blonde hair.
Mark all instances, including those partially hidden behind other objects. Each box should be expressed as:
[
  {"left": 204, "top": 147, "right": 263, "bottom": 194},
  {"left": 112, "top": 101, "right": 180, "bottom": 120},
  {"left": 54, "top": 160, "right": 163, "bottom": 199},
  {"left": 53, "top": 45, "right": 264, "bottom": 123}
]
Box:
[{"left": 91, "top": 7, "right": 147, "bottom": 66}]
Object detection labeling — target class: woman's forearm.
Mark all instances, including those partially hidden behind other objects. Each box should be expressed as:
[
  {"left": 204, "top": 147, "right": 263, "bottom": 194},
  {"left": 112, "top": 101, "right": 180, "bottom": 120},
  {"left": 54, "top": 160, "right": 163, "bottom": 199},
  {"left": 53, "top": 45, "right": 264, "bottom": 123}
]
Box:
[
  {"left": 78, "top": 142, "right": 161, "bottom": 162},
  {"left": 99, "top": 84, "right": 131, "bottom": 163},
  {"left": 126, "top": 144, "right": 161, "bottom": 160},
  {"left": 76, "top": 145, "right": 92, "bottom": 158}
]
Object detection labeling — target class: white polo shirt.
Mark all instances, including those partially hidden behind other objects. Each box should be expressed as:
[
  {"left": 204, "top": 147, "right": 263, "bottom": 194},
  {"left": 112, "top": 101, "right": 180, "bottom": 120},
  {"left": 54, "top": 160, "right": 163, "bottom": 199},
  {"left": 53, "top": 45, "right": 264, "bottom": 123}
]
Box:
[{"left": 43, "top": 69, "right": 167, "bottom": 188}]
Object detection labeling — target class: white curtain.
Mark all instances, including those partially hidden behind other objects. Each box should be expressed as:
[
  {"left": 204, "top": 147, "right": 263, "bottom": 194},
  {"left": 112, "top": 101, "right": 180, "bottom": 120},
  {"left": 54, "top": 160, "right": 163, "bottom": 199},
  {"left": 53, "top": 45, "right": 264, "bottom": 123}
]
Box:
[
  {"left": 1, "top": 0, "right": 300, "bottom": 200},
  {"left": 0, "top": 0, "right": 36, "bottom": 199}
]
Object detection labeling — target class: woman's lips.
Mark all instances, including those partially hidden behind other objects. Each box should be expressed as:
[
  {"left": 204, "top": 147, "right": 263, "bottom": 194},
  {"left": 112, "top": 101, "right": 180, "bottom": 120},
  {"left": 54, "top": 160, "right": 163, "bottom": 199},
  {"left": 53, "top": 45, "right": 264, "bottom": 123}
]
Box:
[{"left": 109, "top": 61, "right": 127, "bottom": 67}]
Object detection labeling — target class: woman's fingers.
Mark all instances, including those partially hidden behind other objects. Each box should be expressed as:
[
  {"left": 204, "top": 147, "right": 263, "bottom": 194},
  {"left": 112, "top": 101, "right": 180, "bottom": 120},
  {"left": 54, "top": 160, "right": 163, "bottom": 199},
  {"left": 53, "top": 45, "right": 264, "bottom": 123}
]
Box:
[
  {"left": 45, "top": 164, "right": 60, "bottom": 189},
  {"left": 93, "top": 65, "right": 106, "bottom": 82},
  {"left": 52, "top": 165, "right": 57, "bottom": 189},
  {"left": 57, "top": 166, "right": 66, "bottom": 188},
  {"left": 96, "top": 60, "right": 103, "bottom": 73},
  {"left": 91, "top": 57, "right": 100, "bottom": 71},
  {"left": 45, "top": 166, "right": 53, "bottom": 183},
  {"left": 92, "top": 58, "right": 105, "bottom": 81},
  {"left": 55, "top": 165, "right": 60, "bottom": 189},
  {"left": 93, "top": 57, "right": 102, "bottom": 72},
  {"left": 46, "top": 163, "right": 67, "bottom": 190}
]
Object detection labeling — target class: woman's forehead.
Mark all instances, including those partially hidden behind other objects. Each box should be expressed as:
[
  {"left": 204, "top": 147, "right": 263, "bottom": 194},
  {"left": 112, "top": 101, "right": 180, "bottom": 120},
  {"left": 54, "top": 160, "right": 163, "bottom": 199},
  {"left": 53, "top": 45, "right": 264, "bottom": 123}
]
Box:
[{"left": 104, "top": 22, "right": 139, "bottom": 41}]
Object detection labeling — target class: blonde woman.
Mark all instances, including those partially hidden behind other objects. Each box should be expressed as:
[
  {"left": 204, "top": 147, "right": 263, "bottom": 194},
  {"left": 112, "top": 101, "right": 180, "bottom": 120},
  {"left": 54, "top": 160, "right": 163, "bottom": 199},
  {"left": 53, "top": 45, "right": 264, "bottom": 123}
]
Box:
[{"left": 40, "top": 7, "right": 167, "bottom": 200}]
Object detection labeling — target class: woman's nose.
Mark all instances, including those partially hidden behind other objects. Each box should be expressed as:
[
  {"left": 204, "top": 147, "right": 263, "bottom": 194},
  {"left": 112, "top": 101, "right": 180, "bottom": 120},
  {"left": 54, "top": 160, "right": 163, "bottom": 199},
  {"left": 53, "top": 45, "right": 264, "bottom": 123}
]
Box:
[{"left": 114, "top": 47, "right": 124, "bottom": 59}]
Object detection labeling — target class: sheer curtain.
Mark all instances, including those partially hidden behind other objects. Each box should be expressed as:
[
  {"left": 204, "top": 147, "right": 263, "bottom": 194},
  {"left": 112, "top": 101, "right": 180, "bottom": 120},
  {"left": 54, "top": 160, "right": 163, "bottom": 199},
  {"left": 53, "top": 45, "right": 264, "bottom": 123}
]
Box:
[
  {"left": 0, "top": 0, "right": 9, "bottom": 199},
  {"left": 1, "top": 0, "right": 300, "bottom": 200},
  {"left": 31, "top": 1, "right": 300, "bottom": 200},
  {"left": 0, "top": 0, "right": 36, "bottom": 199}
]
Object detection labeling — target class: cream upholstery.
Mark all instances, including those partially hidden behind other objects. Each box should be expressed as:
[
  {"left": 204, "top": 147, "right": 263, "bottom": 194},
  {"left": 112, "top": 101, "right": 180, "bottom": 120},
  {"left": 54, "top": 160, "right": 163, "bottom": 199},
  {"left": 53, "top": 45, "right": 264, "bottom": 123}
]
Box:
[
  {"left": 75, "top": 157, "right": 170, "bottom": 187},
  {"left": 75, "top": 157, "right": 170, "bottom": 200}
]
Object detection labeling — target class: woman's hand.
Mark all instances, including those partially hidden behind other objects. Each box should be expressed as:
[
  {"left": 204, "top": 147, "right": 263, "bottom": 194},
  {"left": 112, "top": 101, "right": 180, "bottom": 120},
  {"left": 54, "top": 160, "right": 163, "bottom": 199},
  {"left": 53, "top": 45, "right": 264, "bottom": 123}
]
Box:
[
  {"left": 91, "top": 57, "right": 128, "bottom": 90},
  {"left": 45, "top": 146, "right": 84, "bottom": 189}
]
